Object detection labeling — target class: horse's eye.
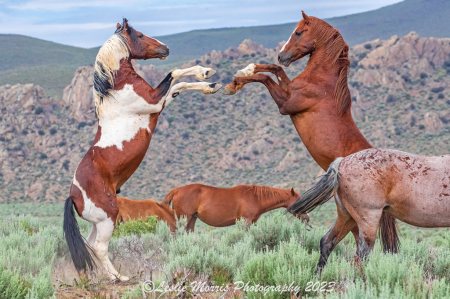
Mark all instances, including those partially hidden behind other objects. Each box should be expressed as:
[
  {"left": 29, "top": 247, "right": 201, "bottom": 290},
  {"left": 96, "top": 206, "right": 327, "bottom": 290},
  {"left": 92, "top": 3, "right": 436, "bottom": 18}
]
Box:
[
  {"left": 295, "top": 31, "right": 302, "bottom": 36},
  {"left": 139, "top": 34, "right": 144, "bottom": 38}
]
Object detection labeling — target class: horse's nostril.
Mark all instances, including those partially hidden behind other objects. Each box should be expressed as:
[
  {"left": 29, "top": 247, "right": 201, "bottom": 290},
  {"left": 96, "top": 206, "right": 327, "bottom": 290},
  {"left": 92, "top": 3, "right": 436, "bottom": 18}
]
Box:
[
  {"left": 278, "top": 55, "right": 281, "bottom": 61},
  {"left": 205, "top": 71, "right": 209, "bottom": 76},
  {"left": 209, "top": 83, "right": 217, "bottom": 88}
]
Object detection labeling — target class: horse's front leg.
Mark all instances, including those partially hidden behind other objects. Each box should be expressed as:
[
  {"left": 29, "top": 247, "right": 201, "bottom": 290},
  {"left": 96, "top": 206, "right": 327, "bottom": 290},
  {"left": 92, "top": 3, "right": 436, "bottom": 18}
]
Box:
[
  {"left": 171, "top": 65, "right": 216, "bottom": 81},
  {"left": 153, "top": 66, "right": 217, "bottom": 101},
  {"left": 235, "top": 63, "right": 291, "bottom": 91},
  {"left": 163, "top": 82, "right": 222, "bottom": 106},
  {"left": 223, "top": 74, "right": 290, "bottom": 111}
]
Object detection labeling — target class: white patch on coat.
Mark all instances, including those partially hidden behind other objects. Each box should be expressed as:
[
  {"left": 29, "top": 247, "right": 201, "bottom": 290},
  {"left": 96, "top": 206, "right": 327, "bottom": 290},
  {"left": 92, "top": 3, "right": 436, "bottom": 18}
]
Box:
[
  {"left": 235, "top": 63, "right": 256, "bottom": 77},
  {"left": 72, "top": 176, "right": 109, "bottom": 224},
  {"left": 95, "top": 84, "right": 165, "bottom": 150},
  {"left": 280, "top": 28, "right": 296, "bottom": 53},
  {"left": 150, "top": 37, "right": 165, "bottom": 46}
]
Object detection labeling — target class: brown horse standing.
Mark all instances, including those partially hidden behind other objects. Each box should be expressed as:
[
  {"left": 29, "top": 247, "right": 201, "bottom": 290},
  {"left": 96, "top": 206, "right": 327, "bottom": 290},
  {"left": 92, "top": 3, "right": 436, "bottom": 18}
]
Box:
[
  {"left": 223, "top": 11, "right": 399, "bottom": 253},
  {"left": 162, "top": 184, "right": 309, "bottom": 232},
  {"left": 63, "top": 18, "right": 221, "bottom": 281},
  {"left": 294, "top": 149, "right": 450, "bottom": 272},
  {"left": 116, "top": 197, "right": 177, "bottom": 234}
]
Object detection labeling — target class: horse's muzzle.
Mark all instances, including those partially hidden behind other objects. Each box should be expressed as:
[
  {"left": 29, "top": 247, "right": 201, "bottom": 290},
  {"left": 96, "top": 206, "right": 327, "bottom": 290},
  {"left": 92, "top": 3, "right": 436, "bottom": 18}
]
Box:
[
  {"left": 159, "top": 46, "right": 170, "bottom": 60},
  {"left": 278, "top": 53, "right": 291, "bottom": 67}
]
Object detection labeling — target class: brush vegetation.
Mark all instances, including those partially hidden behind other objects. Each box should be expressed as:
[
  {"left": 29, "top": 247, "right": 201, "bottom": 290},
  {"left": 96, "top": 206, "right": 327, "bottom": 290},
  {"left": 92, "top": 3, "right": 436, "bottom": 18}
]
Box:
[{"left": 1, "top": 211, "right": 450, "bottom": 298}]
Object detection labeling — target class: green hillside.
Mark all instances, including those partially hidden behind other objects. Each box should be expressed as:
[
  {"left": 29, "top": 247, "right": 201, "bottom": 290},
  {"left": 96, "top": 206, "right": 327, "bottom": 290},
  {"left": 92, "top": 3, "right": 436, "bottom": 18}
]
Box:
[
  {"left": 2, "top": 0, "right": 450, "bottom": 96},
  {"left": 0, "top": 34, "right": 97, "bottom": 97}
]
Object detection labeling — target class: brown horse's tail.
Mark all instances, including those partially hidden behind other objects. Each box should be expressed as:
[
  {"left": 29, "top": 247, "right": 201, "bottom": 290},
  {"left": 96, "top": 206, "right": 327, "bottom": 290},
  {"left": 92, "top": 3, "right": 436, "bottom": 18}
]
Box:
[
  {"left": 162, "top": 189, "right": 177, "bottom": 207},
  {"left": 288, "top": 158, "right": 343, "bottom": 215},
  {"left": 379, "top": 213, "right": 400, "bottom": 253}
]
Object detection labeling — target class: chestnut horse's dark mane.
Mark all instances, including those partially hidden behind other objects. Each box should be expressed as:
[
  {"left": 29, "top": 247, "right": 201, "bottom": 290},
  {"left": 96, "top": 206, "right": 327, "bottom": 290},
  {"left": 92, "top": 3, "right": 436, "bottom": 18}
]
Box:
[
  {"left": 308, "top": 16, "right": 351, "bottom": 115},
  {"left": 247, "top": 185, "right": 293, "bottom": 204}
]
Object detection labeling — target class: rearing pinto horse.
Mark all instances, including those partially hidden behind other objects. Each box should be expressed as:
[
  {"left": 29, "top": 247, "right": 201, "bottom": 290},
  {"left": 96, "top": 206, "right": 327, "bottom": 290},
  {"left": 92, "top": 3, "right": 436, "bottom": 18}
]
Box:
[
  {"left": 63, "top": 18, "right": 221, "bottom": 281},
  {"left": 162, "top": 184, "right": 310, "bottom": 232},
  {"left": 223, "top": 12, "right": 399, "bottom": 253}
]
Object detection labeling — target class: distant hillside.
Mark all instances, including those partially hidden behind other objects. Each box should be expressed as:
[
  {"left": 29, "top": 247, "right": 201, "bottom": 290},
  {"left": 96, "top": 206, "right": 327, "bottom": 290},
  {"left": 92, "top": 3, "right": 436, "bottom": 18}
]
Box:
[
  {"left": 0, "top": 35, "right": 97, "bottom": 97},
  {"left": 2, "top": 0, "right": 450, "bottom": 96},
  {"left": 3, "top": 33, "right": 450, "bottom": 204}
]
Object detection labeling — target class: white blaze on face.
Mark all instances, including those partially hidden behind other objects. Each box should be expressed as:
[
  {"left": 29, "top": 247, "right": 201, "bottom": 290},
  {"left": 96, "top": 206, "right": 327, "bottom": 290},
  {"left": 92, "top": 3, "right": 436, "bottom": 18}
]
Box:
[
  {"left": 95, "top": 84, "right": 166, "bottom": 150},
  {"left": 151, "top": 37, "right": 166, "bottom": 46},
  {"left": 280, "top": 27, "right": 297, "bottom": 54}
]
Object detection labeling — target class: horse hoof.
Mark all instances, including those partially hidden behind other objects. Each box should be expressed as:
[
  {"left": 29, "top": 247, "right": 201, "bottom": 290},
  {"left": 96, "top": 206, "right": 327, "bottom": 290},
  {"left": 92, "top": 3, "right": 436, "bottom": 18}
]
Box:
[
  {"left": 203, "top": 83, "right": 222, "bottom": 94},
  {"left": 119, "top": 275, "right": 130, "bottom": 282},
  {"left": 222, "top": 87, "right": 236, "bottom": 95},
  {"left": 204, "top": 68, "right": 216, "bottom": 79}
]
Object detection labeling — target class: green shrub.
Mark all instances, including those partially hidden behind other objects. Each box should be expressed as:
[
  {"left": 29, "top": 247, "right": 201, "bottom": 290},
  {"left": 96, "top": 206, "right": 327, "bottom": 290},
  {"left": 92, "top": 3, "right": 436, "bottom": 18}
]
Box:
[{"left": 113, "top": 216, "right": 157, "bottom": 238}]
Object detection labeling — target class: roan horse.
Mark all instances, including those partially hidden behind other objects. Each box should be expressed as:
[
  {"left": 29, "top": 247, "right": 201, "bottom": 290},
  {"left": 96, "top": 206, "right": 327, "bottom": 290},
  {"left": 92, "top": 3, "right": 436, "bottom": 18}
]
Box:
[
  {"left": 162, "top": 184, "right": 310, "bottom": 232},
  {"left": 63, "top": 18, "right": 221, "bottom": 281},
  {"left": 222, "top": 11, "right": 399, "bottom": 253},
  {"left": 116, "top": 197, "right": 177, "bottom": 234},
  {"left": 292, "top": 149, "right": 450, "bottom": 272}
]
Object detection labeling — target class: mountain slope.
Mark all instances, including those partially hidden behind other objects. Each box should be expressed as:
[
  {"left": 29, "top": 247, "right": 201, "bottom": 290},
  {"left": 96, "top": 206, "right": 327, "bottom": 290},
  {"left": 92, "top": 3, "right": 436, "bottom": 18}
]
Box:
[{"left": 2, "top": 0, "right": 450, "bottom": 96}]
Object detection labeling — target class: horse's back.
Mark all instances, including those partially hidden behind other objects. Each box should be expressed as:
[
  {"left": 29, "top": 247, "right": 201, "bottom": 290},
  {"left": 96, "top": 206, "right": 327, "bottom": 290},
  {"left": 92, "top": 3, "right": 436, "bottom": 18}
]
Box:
[{"left": 339, "top": 148, "right": 450, "bottom": 227}]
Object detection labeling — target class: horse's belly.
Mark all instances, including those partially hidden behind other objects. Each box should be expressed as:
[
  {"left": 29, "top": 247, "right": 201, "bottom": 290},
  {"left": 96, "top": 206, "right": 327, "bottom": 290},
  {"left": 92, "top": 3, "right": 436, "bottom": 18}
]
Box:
[{"left": 387, "top": 191, "right": 450, "bottom": 227}]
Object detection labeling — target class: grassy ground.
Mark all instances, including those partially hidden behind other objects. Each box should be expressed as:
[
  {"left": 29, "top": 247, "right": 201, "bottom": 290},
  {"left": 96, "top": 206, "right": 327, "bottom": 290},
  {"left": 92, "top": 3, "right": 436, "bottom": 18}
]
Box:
[{"left": 1, "top": 204, "right": 449, "bottom": 298}]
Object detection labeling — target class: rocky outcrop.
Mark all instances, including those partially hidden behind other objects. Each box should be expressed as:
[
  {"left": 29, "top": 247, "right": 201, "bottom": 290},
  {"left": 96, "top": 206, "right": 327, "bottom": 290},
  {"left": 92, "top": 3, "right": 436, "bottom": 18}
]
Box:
[
  {"left": 350, "top": 32, "right": 450, "bottom": 89},
  {"left": 63, "top": 66, "right": 95, "bottom": 122}
]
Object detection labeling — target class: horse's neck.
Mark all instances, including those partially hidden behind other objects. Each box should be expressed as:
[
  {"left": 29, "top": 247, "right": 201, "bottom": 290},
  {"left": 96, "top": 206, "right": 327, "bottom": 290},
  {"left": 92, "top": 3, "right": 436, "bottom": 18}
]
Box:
[
  {"left": 291, "top": 47, "right": 372, "bottom": 170},
  {"left": 259, "top": 192, "right": 290, "bottom": 213}
]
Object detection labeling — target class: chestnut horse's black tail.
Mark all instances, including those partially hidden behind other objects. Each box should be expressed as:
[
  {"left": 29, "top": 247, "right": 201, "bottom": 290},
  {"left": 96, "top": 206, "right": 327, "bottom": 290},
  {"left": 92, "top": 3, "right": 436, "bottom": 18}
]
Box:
[
  {"left": 379, "top": 212, "right": 400, "bottom": 253},
  {"left": 63, "top": 197, "right": 97, "bottom": 273},
  {"left": 288, "top": 158, "right": 343, "bottom": 215}
]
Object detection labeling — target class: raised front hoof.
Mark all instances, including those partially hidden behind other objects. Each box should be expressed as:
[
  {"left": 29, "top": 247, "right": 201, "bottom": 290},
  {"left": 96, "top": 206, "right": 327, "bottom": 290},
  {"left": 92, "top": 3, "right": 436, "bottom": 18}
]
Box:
[
  {"left": 195, "top": 67, "right": 216, "bottom": 81},
  {"left": 202, "top": 83, "right": 222, "bottom": 94},
  {"left": 234, "top": 70, "right": 247, "bottom": 77},
  {"left": 222, "top": 86, "right": 236, "bottom": 95}
]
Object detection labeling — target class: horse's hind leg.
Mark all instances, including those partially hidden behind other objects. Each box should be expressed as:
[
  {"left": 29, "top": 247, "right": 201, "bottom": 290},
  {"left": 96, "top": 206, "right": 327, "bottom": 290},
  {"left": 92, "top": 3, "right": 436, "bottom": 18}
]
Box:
[
  {"left": 185, "top": 213, "right": 198, "bottom": 233},
  {"left": 94, "top": 219, "right": 128, "bottom": 281},
  {"left": 86, "top": 223, "right": 97, "bottom": 247},
  {"left": 355, "top": 209, "right": 383, "bottom": 263},
  {"left": 316, "top": 206, "right": 356, "bottom": 274}
]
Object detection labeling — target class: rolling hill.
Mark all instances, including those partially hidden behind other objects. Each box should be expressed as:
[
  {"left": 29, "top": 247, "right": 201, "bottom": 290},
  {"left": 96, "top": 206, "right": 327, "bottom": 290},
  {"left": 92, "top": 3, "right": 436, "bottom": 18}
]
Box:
[{"left": 1, "top": 0, "right": 450, "bottom": 97}]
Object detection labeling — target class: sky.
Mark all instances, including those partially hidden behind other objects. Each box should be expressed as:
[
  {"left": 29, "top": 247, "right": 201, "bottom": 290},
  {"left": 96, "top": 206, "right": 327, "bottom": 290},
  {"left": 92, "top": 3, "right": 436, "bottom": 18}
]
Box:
[{"left": 0, "top": 0, "right": 403, "bottom": 48}]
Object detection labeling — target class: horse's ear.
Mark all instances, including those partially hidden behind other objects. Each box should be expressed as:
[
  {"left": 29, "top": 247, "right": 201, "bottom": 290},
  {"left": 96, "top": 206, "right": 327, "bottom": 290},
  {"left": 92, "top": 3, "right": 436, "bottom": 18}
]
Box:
[
  {"left": 122, "top": 18, "right": 129, "bottom": 32},
  {"left": 116, "top": 23, "right": 121, "bottom": 30},
  {"left": 291, "top": 188, "right": 296, "bottom": 195},
  {"left": 302, "top": 11, "right": 310, "bottom": 24}
]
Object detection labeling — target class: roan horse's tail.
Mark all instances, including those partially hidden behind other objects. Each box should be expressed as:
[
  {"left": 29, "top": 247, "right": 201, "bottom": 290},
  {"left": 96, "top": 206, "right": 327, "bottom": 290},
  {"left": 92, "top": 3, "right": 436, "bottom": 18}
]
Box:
[
  {"left": 287, "top": 158, "right": 399, "bottom": 254},
  {"left": 63, "top": 197, "right": 97, "bottom": 272},
  {"left": 162, "top": 189, "right": 177, "bottom": 207}
]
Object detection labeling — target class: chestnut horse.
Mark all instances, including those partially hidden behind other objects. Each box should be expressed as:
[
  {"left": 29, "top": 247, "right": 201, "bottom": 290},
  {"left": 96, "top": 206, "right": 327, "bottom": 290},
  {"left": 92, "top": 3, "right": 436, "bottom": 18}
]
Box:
[
  {"left": 63, "top": 18, "right": 221, "bottom": 281},
  {"left": 294, "top": 149, "right": 450, "bottom": 272},
  {"left": 162, "top": 184, "right": 310, "bottom": 232},
  {"left": 223, "top": 11, "right": 399, "bottom": 253},
  {"left": 116, "top": 197, "right": 177, "bottom": 234}
]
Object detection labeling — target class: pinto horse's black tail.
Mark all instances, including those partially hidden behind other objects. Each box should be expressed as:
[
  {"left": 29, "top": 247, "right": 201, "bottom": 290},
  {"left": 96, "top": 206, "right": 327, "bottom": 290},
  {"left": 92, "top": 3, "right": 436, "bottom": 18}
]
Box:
[
  {"left": 288, "top": 158, "right": 343, "bottom": 215},
  {"left": 63, "top": 197, "right": 97, "bottom": 272}
]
